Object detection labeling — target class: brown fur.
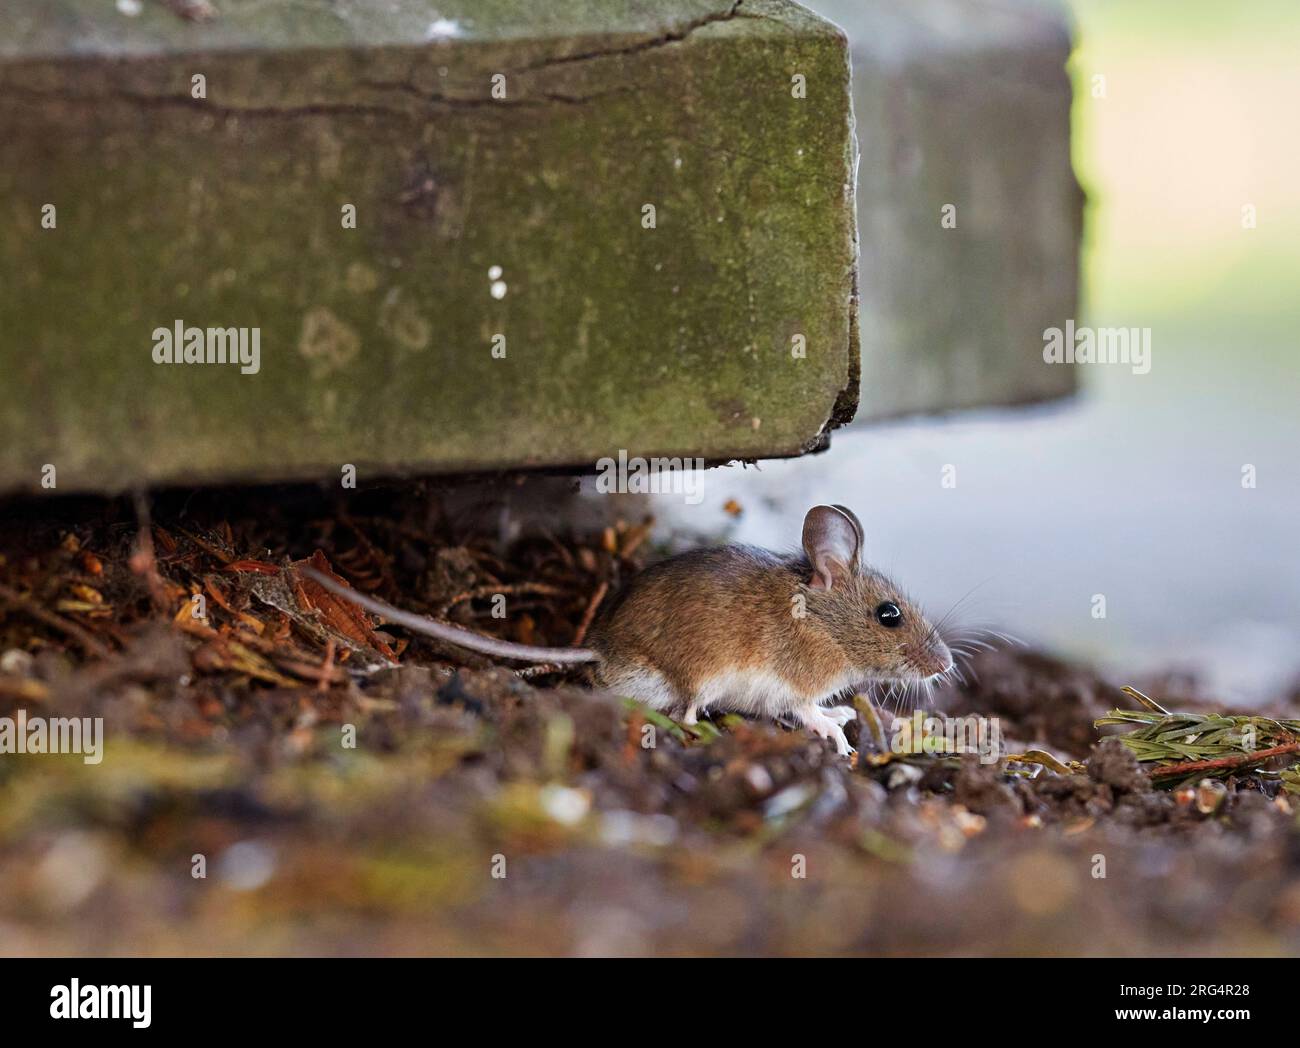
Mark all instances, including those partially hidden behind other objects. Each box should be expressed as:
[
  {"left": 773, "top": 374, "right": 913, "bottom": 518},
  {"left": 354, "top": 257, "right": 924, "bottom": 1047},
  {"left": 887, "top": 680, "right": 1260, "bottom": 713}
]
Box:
[{"left": 588, "top": 544, "right": 948, "bottom": 706}]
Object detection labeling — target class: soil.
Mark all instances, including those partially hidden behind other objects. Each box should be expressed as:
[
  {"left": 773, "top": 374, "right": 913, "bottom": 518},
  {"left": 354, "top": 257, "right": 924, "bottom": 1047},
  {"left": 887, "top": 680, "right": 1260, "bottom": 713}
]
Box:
[{"left": 1, "top": 484, "right": 1298, "bottom": 956}]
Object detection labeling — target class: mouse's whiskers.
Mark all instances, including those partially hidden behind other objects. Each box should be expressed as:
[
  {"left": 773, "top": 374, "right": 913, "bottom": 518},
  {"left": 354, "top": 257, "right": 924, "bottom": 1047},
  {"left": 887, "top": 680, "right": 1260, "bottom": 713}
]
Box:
[
  {"left": 921, "top": 578, "right": 996, "bottom": 650},
  {"left": 935, "top": 620, "right": 1023, "bottom": 687}
]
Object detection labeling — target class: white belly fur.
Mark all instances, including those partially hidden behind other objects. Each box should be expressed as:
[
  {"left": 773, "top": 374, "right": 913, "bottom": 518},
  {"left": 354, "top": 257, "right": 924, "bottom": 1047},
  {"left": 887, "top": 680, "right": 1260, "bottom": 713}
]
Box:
[
  {"left": 694, "top": 667, "right": 859, "bottom": 719},
  {"left": 609, "top": 663, "right": 859, "bottom": 718},
  {"left": 606, "top": 665, "right": 679, "bottom": 710}
]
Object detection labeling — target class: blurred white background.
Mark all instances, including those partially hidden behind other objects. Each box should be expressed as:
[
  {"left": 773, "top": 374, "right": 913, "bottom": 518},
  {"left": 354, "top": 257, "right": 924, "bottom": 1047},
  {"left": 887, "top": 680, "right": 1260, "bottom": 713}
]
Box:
[{"left": 646, "top": 0, "right": 1300, "bottom": 703}]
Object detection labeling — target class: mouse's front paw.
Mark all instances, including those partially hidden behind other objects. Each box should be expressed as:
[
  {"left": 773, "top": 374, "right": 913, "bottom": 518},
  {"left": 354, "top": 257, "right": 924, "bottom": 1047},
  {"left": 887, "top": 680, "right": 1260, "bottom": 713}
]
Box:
[
  {"left": 826, "top": 726, "right": 855, "bottom": 757},
  {"left": 823, "top": 705, "right": 857, "bottom": 727},
  {"left": 830, "top": 730, "right": 854, "bottom": 756},
  {"left": 797, "top": 707, "right": 855, "bottom": 757}
]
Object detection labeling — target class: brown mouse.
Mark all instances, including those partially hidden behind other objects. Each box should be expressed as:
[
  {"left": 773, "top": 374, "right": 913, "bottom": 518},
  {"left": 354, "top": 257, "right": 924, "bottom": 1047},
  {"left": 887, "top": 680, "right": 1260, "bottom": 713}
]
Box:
[{"left": 303, "top": 505, "right": 953, "bottom": 756}]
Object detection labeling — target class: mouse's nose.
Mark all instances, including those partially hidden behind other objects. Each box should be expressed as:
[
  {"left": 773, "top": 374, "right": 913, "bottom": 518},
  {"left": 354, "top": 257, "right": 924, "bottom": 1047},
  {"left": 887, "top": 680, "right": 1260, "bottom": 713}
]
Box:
[
  {"left": 916, "top": 638, "right": 954, "bottom": 678},
  {"left": 933, "top": 638, "right": 954, "bottom": 674}
]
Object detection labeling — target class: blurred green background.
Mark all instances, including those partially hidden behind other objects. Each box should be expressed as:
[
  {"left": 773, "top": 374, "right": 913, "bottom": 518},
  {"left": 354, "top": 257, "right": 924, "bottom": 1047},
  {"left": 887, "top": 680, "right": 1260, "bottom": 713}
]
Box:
[{"left": 1073, "top": 0, "right": 1300, "bottom": 323}]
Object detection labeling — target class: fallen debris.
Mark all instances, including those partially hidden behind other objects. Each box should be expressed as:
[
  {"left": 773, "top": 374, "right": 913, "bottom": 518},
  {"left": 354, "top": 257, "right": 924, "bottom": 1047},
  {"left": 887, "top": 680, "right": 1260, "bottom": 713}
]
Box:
[{"left": 1, "top": 485, "right": 1298, "bottom": 955}]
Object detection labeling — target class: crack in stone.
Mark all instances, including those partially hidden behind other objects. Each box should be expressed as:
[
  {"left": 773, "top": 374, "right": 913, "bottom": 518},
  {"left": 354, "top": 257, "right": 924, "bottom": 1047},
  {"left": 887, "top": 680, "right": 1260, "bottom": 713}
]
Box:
[
  {"left": 509, "top": 0, "right": 746, "bottom": 74},
  {"left": 355, "top": 0, "right": 750, "bottom": 107},
  {"left": 2, "top": 1, "right": 756, "bottom": 118},
  {"left": 357, "top": 77, "right": 632, "bottom": 110}
]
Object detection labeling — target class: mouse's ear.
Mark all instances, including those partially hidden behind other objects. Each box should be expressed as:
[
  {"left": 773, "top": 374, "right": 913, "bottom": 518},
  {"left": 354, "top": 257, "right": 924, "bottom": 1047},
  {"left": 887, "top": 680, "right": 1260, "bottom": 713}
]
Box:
[
  {"left": 802, "top": 505, "right": 862, "bottom": 590},
  {"left": 829, "top": 504, "right": 864, "bottom": 552}
]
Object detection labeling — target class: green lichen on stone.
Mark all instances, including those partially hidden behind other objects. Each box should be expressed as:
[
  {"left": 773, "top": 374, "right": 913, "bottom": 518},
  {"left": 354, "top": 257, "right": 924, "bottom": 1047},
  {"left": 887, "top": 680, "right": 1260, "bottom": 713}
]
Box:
[{"left": 0, "top": 0, "right": 859, "bottom": 493}]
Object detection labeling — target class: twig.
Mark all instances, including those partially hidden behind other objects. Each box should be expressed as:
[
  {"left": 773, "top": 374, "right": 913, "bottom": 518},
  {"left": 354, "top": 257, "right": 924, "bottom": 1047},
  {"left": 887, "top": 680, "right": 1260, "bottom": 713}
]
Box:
[
  {"left": 618, "top": 517, "right": 654, "bottom": 560},
  {"left": 175, "top": 526, "right": 234, "bottom": 565},
  {"left": 0, "top": 676, "right": 50, "bottom": 702},
  {"left": 0, "top": 581, "right": 111, "bottom": 658},
  {"left": 571, "top": 580, "right": 608, "bottom": 646},
  {"left": 337, "top": 513, "right": 397, "bottom": 591},
  {"left": 439, "top": 582, "right": 569, "bottom": 616},
  {"left": 1148, "top": 740, "right": 1300, "bottom": 781},
  {"left": 318, "top": 637, "right": 336, "bottom": 693},
  {"left": 130, "top": 491, "right": 172, "bottom": 612},
  {"left": 516, "top": 662, "right": 564, "bottom": 679}
]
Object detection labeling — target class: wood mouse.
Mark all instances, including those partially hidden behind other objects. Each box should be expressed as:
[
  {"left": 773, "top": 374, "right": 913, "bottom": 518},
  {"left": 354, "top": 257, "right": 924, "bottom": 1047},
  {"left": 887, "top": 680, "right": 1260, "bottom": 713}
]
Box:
[{"left": 303, "top": 505, "right": 953, "bottom": 756}]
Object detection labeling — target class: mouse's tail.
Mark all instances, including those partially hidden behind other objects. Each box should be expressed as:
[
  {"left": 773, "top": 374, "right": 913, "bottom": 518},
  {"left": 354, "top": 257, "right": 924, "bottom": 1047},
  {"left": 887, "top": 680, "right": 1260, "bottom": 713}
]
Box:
[{"left": 300, "top": 567, "right": 601, "bottom": 664}]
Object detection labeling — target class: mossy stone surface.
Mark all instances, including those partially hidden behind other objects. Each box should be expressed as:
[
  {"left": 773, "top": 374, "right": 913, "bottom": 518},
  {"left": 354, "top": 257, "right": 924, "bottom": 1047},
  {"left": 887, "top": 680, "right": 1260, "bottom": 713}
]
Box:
[{"left": 0, "top": 0, "right": 858, "bottom": 494}]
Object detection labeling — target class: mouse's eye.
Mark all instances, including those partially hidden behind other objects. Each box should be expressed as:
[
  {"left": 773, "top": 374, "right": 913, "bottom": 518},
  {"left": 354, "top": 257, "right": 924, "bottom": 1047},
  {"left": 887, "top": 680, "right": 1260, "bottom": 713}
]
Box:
[{"left": 875, "top": 601, "right": 904, "bottom": 628}]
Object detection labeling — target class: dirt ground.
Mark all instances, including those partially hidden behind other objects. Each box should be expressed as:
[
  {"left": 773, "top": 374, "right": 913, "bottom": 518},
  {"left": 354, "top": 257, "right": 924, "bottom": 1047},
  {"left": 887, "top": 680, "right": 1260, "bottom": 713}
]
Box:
[{"left": 1, "top": 484, "right": 1298, "bottom": 956}]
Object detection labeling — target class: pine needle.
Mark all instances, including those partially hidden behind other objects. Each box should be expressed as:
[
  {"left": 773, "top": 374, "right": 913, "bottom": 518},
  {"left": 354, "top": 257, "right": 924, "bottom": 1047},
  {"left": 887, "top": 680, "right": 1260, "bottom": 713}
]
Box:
[{"left": 1097, "top": 700, "right": 1300, "bottom": 790}]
